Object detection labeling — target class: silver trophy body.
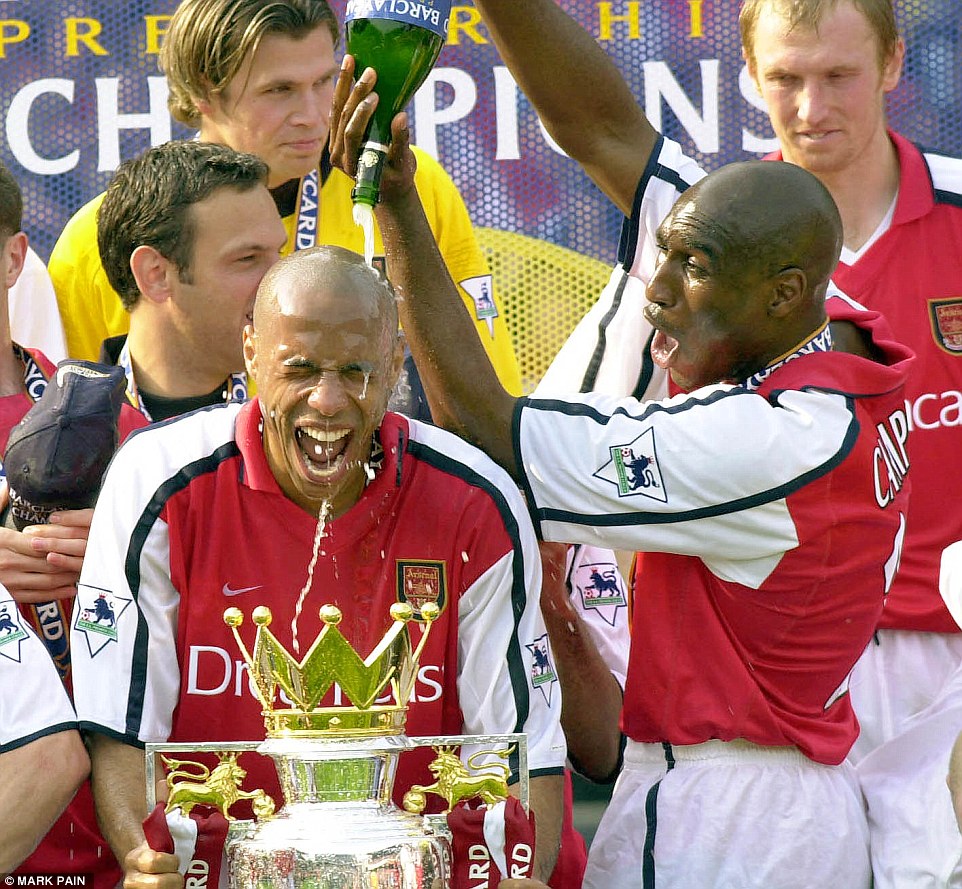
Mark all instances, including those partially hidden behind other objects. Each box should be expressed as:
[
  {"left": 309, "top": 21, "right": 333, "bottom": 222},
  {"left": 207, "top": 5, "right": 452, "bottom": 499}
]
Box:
[{"left": 227, "top": 736, "right": 450, "bottom": 888}]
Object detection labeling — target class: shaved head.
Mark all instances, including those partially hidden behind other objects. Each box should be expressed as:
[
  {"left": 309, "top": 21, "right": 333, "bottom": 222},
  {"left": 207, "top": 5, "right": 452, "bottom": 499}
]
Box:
[
  {"left": 253, "top": 244, "right": 398, "bottom": 338},
  {"left": 680, "top": 160, "right": 842, "bottom": 305}
]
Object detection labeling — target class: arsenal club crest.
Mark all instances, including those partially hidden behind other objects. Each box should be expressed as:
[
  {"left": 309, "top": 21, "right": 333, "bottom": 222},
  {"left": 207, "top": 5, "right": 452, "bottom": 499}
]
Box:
[
  {"left": 396, "top": 560, "right": 447, "bottom": 620},
  {"left": 929, "top": 298, "right": 962, "bottom": 354}
]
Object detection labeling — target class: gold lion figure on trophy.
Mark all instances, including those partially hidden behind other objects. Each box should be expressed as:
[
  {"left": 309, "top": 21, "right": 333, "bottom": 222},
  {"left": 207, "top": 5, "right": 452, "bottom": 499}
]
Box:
[
  {"left": 162, "top": 752, "right": 276, "bottom": 821},
  {"left": 404, "top": 745, "right": 513, "bottom": 814}
]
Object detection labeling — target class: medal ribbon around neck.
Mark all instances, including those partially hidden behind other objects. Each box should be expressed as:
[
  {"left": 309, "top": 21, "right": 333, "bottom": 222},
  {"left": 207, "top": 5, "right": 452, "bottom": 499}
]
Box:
[
  {"left": 117, "top": 338, "right": 248, "bottom": 422},
  {"left": 294, "top": 169, "right": 321, "bottom": 252}
]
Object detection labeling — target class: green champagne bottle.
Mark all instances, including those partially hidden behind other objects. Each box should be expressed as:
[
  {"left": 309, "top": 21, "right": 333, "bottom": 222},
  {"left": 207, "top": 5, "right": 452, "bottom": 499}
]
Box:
[{"left": 344, "top": 0, "right": 451, "bottom": 251}]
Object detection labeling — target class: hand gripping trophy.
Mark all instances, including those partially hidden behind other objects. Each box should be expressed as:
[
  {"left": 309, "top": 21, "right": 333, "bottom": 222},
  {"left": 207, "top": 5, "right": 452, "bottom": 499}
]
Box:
[{"left": 145, "top": 601, "right": 533, "bottom": 888}]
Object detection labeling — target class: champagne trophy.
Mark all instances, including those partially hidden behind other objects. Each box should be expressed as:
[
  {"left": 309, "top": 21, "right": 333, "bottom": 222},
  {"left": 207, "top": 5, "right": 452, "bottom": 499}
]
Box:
[{"left": 343, "top": 0, "right": 452, "bottom": 262}]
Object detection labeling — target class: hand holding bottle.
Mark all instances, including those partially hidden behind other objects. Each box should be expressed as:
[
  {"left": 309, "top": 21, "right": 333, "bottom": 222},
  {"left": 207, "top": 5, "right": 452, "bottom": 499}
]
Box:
[{"left": 329, "top": 55, "right": 419, "bottom": 206}]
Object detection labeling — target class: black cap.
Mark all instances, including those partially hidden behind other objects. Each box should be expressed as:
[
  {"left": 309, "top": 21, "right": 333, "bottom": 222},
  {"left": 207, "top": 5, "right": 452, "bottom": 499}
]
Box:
[{"left": 3, "top": 360, "right": 127, "bottom": 529}]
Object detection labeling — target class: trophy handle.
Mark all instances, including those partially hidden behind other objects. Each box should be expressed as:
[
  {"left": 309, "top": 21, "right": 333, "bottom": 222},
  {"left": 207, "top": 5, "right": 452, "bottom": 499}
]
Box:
[
  {"left": 146, "top": 733, "right": 529, "bottom": 813},
  {"left": 146, "top": 741, "right": 269, "bottom": 813},
  {"left": 402, "top": 733, "right": 529, "bottom": 814}
]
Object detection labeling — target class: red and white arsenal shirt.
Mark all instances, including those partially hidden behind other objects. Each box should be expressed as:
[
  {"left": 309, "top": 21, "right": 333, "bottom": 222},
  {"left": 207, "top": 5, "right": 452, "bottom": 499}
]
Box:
[
  {"left": 515, "top": 305, "right": 913, "bottom": 765},
  {"left": 71, "top": 402, "right": 566, "bottom": 812}
]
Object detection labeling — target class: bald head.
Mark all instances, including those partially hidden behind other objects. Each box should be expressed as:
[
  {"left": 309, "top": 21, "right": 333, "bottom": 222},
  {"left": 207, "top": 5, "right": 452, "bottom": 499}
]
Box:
[
  {"left": 681, "top": 160, "right": 842, "bottom": 305},
  {"left": 253, "top": 244, "right": 399, "bottom": 337}
]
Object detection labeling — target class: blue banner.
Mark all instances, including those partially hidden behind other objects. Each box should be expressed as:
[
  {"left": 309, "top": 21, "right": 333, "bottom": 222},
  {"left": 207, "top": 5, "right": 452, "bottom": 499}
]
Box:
[{"left": 0, "top": 1, "right": 957, "bottom": 265}]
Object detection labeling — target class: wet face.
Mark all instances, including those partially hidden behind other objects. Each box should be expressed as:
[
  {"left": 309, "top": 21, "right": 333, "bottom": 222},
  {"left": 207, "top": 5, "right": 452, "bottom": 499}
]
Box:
[
  {"left": 246, "top": 275, "right": 403, "bottom": 518},
  {"left": 644, "top": 194, "right": 775, "bottom": 392},
  {"left": 199, "top": 27, "right": 339, "bottom": 188},
  {"left": 168, "top": 185, "right": 286, "bottom": 381},
  {"left": 748, "top": 2, "right": 902, "bottom": 176}
]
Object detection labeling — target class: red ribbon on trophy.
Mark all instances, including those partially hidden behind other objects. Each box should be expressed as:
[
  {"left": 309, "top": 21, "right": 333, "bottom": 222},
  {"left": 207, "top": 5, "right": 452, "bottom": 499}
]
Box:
[
  {"left": 142, "top": 802, "right": 230, "bottom": 888},
  {"left": 447, "top": 796, "right": 537, "bottom": 888}
]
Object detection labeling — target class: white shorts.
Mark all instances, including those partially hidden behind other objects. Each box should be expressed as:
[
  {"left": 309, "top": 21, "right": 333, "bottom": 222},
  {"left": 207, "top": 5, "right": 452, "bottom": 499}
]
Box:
[
  {"left": 848, "top": 629, "right": 962, "bottom": 763},
  {"left": 583, "top": 739, "right": 871, "bottom": 889},
  {"left": 852, "top": 635, "right": 962, "bottom": 889}
]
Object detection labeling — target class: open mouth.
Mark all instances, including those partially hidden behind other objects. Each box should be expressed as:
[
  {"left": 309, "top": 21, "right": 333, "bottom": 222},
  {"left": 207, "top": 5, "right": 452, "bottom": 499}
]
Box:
[
  {"left": 296, "top": 426, "right": 351, "bottom": 479},
  {"left": 650, "top": 328, "right": 680, "bottom": 370},
  {"left": 645, "top": 306, "right": 681, "bottom": 370}
]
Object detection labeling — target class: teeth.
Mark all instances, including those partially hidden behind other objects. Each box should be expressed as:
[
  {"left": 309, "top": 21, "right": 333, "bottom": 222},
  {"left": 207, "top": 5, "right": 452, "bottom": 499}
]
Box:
[
  {"left": 310, "top": 455, "right": 343, "bottom": 478},
  {"left": 300, "top": 427, "right": 348, "bottom": 443}
]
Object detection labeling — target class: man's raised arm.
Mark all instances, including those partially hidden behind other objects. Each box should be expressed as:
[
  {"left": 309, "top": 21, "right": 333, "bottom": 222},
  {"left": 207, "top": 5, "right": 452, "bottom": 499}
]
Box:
[
  {"left": 330, "top": 59, "right": 520, "bottom": 477},
  {"left": 470, "top": 0, "right": 658, "bottom": 215}
]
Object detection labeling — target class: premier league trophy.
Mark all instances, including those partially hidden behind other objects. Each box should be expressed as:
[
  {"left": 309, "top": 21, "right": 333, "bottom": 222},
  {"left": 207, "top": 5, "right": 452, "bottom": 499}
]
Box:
[{"left": 146, "top": 601, "right": 530, "bottom": 888}]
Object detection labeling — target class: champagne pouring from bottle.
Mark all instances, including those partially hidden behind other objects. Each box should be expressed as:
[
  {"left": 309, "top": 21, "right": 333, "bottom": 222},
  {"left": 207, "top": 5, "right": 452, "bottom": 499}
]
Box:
[{"left": 344, "top": 0, "right": 452, "bottom": 267}]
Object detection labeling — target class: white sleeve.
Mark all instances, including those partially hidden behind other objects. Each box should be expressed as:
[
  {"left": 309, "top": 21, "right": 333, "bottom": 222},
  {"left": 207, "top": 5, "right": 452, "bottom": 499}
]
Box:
[
  {"left": 456, "top": 519, "right": 567, "bottom": 777},
  {"left": 565, "top": 545, "right": 630, "bottom": 689},
  {"left": 70, "top": 434, "right": 182, "bottom": 744},
  {"left": 534, "top": 267, "right": 667, "bottom": 400},
  {"left": 535, "top": 137, "right": 703, "bottom": 400},
  {"left": 9, "top": 246, "right": 68, "bottom": 364},
  {"left": 518, "top": 386, "right": 858, "bottom": 588},
  {"left": 0, "top": 587, "right": 77, "bottom": 750}
]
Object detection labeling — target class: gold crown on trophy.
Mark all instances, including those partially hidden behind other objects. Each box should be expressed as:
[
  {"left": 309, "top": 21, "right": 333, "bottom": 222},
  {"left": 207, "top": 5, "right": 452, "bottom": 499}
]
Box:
[{"left": 223, "top": 602, "right": 439, "bottom": 739}]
